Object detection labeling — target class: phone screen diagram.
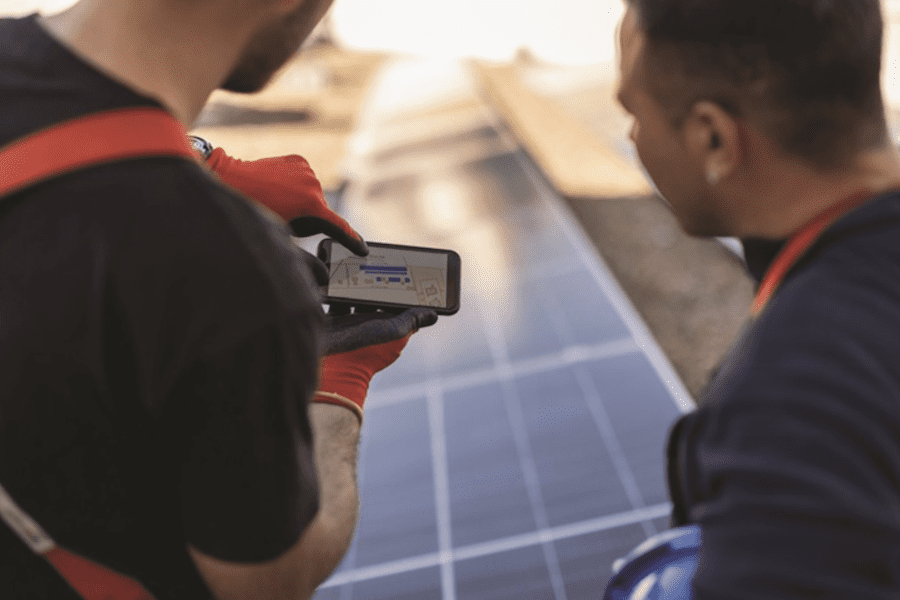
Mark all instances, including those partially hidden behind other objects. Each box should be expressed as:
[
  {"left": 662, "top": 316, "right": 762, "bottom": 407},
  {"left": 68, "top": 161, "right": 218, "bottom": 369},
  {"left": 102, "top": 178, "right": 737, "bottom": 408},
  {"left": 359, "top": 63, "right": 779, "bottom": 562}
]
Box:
[{"left": 327, "top": 244, "right": 449, "bottom": 309}]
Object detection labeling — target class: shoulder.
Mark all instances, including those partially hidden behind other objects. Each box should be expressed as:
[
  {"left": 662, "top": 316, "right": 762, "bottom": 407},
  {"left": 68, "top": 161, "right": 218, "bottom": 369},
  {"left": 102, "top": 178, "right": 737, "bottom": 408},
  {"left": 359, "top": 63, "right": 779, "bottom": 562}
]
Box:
[
  {"left": 717, "top": 210, "right": 900, "bottom": 408},
  {"left": 692, "top": 202, "right": 900, "bottom": 498},
  {"left": 9, "top": 156, "right": 324, "bottom": 352},
  {"left": 678, "top": 215, "right": 900, "bottom": 595},
  {"left": 673, "top": 197, "right": 900, "bottom": 597}
]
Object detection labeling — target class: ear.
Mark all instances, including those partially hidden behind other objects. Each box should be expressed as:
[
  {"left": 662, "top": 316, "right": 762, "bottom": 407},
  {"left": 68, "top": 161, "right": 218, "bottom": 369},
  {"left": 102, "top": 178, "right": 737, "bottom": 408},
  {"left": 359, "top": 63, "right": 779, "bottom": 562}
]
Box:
[{"left": 683, "top": 101, "right": 740, "bottom": 186}]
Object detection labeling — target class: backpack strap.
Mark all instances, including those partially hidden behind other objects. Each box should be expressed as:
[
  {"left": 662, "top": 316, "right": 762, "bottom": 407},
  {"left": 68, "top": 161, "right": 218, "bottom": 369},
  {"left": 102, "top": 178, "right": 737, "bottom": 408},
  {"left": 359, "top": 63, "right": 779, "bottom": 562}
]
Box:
[
  {"left": 0, "top": 106, "right": 197, "bottom": 199},
  {"left": 0, "top": 106, "right": 198, "bottom": 599}
]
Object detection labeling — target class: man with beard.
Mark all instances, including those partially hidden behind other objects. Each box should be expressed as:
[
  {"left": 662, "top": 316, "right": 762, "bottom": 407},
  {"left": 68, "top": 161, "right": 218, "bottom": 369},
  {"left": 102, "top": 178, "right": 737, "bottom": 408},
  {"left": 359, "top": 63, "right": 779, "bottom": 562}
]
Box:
[
  {"left": 0, "top": 1, "right": 435, "bottom": 598},
  {"left": 613, "top": 0, "right": 900, "bottom": 597}
]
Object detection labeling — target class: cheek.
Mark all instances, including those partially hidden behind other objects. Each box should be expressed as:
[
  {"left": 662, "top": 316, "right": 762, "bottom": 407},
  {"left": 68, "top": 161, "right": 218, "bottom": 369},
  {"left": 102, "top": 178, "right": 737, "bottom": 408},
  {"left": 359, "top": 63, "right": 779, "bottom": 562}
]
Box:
[
  {"left": 631, "top": 121, "right": 671, "bottom": 188},
  {"left": 633, "top": 125, "right": 699, "bottom": 210}
]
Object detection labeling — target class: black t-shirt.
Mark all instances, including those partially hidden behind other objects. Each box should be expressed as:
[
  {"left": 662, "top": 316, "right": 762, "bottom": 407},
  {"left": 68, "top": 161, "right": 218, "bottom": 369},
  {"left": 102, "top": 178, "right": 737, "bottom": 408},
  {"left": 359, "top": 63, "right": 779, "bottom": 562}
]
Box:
[
  {"left": 667, "top": 191, "right": 900, "bottom": 598},
  {"left": 0, "top": 15, "right": 323, "bottom": 599}
]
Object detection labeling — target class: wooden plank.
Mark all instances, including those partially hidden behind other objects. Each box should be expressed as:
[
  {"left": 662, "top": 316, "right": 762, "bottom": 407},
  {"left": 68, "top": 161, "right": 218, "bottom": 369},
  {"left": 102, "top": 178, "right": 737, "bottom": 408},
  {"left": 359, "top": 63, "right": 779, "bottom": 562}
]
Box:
[{"left": 472, "top": 62, "right": 651, "bottom": 199}]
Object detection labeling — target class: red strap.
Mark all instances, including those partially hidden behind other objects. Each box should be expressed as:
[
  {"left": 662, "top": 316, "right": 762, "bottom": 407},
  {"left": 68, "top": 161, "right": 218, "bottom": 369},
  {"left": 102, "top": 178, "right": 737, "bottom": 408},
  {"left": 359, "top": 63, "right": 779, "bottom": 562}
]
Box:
[
  {"left": 45, "top": 548, "right": 155, "bottom": 600},
  {"left": 751, "top": 191, "right": 874, "bottom": 317},
  {"left": 0, "top": 107, "right": 196, "bottom": 198},
  {"left": 0, "top": 107, "right": 192, "bottom": 599}
]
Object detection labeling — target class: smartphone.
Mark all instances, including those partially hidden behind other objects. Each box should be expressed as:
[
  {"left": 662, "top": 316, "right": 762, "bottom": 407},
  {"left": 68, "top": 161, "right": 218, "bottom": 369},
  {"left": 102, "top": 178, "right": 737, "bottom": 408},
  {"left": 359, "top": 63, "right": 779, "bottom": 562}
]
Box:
[{"left": 317, "top": 239, "right": 461, "bottom": 315}]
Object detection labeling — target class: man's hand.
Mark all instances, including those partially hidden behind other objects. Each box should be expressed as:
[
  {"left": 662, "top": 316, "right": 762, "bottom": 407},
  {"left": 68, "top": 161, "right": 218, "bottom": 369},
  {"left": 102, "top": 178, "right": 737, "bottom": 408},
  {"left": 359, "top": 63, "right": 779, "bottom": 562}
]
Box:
[
  {"left": 323, "top": 307, "right": 438, "bottom": 356},
  {"left": 314, "top": 312, "right": 434, "bottom": 421},
  {"left": 206, "top": 148, "right": 368, "bottom": 256},
  {"left": 296, "top": 245, "right": 438, "bottom": 356}
]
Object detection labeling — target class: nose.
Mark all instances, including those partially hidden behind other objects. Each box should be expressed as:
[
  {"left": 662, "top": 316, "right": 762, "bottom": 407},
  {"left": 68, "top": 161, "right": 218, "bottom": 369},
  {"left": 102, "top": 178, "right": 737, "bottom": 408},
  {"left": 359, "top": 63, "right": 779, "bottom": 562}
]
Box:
[{"left": 629, "top": 119, "right": 639, "bottom": 143}]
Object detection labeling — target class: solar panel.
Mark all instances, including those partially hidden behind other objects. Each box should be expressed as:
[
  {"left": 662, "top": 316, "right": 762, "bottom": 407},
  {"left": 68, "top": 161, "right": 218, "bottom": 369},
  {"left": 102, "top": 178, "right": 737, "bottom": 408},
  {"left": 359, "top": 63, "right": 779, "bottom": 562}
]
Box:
[{"left": 312, "top": 58, "right": 692, "bottom": 600}]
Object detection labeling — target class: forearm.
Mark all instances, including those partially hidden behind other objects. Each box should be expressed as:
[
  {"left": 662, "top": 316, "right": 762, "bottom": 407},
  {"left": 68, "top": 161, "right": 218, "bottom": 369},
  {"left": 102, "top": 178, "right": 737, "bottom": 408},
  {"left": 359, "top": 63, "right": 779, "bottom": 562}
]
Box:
[
  {"left": 292, "top": 403, "right": 362, "bottom": 597},
  {"left": 187, "top": 405, "right": 362, "bottom": 600}
]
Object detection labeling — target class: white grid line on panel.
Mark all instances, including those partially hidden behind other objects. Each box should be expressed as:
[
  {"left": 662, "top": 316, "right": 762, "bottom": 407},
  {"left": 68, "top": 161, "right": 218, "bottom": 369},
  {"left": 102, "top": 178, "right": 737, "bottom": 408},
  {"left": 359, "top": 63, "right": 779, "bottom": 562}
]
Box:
[
  {"left": 367, "top": 338, "right": 640, "bottom": 410},
  {"left": 319, "top": 502, "right": 672, "bottom": 589},
  {"left": 542, "top": 181, "right": 695, "bottom": 415},
  {"left": 572, "top": 364, "right": 657, "bottom": 539},
  {"left": 531, "top": 272, "right": 579, "bottom": 348},
  {"left": 427, "top": 386, "right": 457, "bottom": 600},
  {"left": 523, "top": 275, "right": 657, "bottom": 539},
  {"left": 525, "top": 270, "right": 656, "bottom": 539},
  {"left": 477, "top": 296, "right": 569, "bottom": 600}
]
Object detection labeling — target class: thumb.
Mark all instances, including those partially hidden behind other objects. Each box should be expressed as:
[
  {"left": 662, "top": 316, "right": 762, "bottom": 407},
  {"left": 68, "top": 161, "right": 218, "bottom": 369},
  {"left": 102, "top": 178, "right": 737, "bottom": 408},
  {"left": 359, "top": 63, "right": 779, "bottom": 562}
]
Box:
[{"left": 399, "top": 307, "right": 439, "bottom": 331}]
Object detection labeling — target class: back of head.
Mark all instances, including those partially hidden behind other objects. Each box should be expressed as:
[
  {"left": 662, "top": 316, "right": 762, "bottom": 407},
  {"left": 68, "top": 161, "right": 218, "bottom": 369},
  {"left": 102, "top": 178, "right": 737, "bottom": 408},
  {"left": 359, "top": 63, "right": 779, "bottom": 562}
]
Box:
[{"left": 626, "top": 0, "right": 887, "bottom": 168}]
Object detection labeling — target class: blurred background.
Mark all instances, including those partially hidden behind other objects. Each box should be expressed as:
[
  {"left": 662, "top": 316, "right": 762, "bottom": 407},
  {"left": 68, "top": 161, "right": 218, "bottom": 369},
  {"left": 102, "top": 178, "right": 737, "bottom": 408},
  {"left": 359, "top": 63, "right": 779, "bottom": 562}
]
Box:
[{"left": 5, "top": 1, "right": 900, "bottom": 598}]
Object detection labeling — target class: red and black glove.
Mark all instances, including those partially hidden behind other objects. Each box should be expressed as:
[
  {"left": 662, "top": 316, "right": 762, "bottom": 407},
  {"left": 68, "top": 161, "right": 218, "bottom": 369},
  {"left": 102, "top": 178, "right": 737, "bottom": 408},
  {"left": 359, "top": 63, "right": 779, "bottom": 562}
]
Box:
[
  {"left": 313, "top": 333, "right": 413, "bottom": 423},
  {"left": 205, "top": 147, "right": 368, "bottom": 256}
]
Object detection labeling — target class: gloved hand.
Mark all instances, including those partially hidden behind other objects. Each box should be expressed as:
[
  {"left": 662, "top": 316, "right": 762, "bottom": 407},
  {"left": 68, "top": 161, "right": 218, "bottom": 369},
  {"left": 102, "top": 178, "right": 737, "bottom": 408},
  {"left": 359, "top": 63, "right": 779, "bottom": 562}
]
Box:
[
  {"left": 297, "top": 247, "right": 438, "bottom": 355},
  {"left": 206, "top": 147, "right": 368, "bottom": 256},
  {"left": 323, "top": 306, "right": 438, "bottom": 355},
  {"left": 313, "top": 332, "right": 413, "bottom": 423}
]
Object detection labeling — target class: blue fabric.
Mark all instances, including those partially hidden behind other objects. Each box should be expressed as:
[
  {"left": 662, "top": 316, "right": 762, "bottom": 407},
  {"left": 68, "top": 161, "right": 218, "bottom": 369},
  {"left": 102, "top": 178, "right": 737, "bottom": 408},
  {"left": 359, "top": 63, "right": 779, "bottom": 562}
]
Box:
[{"left": 666, "top": 191, "right": 900, "bottom": 599}]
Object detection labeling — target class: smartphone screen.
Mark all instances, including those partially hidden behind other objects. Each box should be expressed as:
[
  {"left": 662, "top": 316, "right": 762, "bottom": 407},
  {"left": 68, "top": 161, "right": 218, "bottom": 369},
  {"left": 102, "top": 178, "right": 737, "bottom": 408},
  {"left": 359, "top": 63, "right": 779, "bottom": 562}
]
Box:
[{"left": 318, "top": 240, "right": 461, "bottom": 315}]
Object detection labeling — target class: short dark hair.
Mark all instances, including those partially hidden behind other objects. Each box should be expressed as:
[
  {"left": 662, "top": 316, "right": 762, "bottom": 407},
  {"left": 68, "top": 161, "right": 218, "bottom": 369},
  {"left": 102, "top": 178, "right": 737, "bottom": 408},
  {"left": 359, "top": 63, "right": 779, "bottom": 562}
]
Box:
[{"left": 626, "top": 0, "right": 888, "bottom": 167}]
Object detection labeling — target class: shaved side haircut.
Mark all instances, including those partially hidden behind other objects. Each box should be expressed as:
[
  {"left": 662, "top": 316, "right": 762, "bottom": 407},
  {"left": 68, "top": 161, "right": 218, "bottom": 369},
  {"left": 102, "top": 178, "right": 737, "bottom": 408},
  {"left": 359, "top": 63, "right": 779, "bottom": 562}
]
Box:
[{"left": 625, "top": 0, "right": 888, "bottom": 167}]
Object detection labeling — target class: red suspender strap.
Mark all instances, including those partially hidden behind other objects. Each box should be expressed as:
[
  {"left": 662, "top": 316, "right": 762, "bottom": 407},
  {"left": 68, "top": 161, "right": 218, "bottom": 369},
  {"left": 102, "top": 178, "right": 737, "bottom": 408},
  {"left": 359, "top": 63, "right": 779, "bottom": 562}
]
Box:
[
  {"left": 0, "top": 107, "right": 197, "bottom": 599},
  {"left": 0, "top": 107, "right": 197, "bottom": 198},
  {"left": 0, "top": 480, "right": 155, "bottom": 600},
  {"left": 750, "top": 191, "right": 874, "bottom": 317}
]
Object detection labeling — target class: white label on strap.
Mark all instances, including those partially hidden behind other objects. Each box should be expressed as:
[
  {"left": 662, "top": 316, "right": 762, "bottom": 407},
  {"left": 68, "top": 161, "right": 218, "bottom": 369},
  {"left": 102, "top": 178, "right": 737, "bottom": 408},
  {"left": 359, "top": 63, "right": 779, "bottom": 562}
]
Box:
[{"left": 0, "top": 482, "right": 55, "bottom": 554}]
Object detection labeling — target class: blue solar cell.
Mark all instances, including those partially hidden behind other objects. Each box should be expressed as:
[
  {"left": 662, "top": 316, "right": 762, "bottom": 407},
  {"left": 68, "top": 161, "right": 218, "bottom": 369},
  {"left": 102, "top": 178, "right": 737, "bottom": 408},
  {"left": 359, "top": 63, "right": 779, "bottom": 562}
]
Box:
[
  {"left": 538, "top": 270, "right": 632, "bottom": 345},
  {"left": 514, "top": 367, "right": 635, "bottom": 525},
  {"left": 444, "top": 383, "right": 538, "bottom": 546},
  {"left": 501, "top": 290, "right": 568, "bottom": 361},
  {"left": 429, "top": 306, "right": 495, "bottom": 378},
  {"left": 353, "top": 398, "right": 439, "bottom": 566},
  {"left": 349, "top": 567, "right": 443, "bottom": 600},
  {"left": 466, "top": 153, "right": 542, "bottom": 210},
  {"left": 555, "top": 525, "right": 650, "bottom": 600},
  {"left": 454, "top": 545, "right": 556, "bottom": 600},
  {"left": 584, "top": 354, "right": 684, "bottom": 506}
]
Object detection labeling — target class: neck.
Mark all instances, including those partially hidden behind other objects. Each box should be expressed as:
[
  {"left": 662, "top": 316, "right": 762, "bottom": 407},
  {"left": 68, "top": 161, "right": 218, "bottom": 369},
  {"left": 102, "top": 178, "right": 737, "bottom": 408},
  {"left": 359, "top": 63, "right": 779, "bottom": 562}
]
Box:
[
  {"left": 734, "top": 143, "right": 900, "bottom": 239},
  {"left": 38, "top": 0, "right": 259, "bottom": 125}
]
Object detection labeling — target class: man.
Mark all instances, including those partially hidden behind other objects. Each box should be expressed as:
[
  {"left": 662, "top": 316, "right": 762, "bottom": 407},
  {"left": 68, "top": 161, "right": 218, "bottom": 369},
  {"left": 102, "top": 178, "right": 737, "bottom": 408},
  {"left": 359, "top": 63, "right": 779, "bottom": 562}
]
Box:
[
  {"left": 616, "top": 0, "right": 900, "bottom": 597},
  {"left": 0, "top": 0, "right": 434, "bottom": 598}
]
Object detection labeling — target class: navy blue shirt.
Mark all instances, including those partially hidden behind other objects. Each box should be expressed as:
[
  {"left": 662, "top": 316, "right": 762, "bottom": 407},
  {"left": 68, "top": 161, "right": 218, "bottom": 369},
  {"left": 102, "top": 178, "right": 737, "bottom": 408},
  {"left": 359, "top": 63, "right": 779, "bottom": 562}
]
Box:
[
  {"left": 0, "top": 14, "right": 323, "bottom": 599},
  {"left": 667, "top": 191, "right": 900, "bottom": 598}
]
